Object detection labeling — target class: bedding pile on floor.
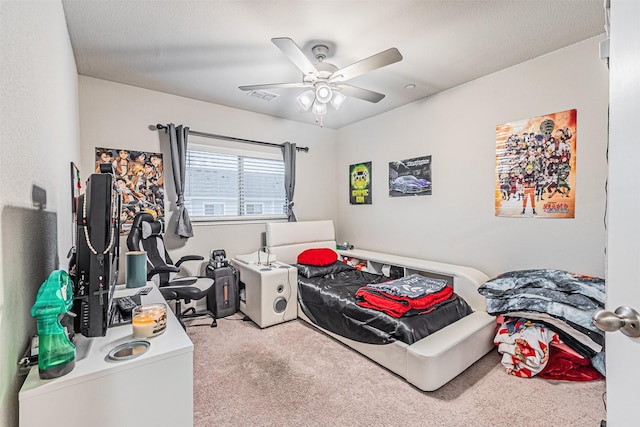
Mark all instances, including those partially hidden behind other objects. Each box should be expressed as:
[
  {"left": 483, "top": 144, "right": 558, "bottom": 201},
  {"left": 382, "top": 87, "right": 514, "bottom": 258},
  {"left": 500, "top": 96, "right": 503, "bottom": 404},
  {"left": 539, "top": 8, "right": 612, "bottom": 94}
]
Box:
[
  {"left": 478, "top": 269, "right": 605, "bottom": 380},
  {"left": 493, "top": 316, "right": 602, "bottom": 380}
]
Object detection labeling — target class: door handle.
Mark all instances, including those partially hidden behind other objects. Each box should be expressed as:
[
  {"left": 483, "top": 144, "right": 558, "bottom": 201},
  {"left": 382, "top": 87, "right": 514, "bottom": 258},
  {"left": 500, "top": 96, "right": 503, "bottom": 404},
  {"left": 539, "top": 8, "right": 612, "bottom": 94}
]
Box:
[{"left": 592, "top": 306, "right": 640, "bottom": 338}]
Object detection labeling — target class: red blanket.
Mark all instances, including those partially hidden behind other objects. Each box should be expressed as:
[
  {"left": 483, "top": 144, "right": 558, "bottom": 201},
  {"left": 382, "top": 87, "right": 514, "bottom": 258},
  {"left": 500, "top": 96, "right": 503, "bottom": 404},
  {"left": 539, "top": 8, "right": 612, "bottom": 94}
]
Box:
[
  {"left": 355, "top": 285, "right": 454, "bottom": 318},
  {"left": 538, "top": 343, "right": 603, "bottom": 382}
]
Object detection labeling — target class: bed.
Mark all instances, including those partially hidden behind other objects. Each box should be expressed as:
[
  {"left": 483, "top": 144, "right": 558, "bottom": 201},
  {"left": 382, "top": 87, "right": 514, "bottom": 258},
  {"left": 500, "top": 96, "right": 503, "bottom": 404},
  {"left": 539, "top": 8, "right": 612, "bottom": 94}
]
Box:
[{"left": 264, "top": 220, "right": 497, "bottom": 391}]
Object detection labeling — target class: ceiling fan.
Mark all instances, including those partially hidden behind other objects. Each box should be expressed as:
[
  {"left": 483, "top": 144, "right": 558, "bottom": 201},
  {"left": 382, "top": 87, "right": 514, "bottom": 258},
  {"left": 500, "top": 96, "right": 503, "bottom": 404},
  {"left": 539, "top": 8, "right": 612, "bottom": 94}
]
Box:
[{"left": 239, "top": 37, "right": 403, "bottom": 126}]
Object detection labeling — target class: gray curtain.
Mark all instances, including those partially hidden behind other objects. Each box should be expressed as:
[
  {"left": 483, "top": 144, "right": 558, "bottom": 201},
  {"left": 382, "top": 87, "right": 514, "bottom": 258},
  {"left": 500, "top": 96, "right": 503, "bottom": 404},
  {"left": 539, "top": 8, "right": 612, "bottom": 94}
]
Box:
[
  {"left": 282, "top": 142, "right": 297, "bottom": 222},
  {"left": 168, "top": 123, "right": 194, "bottom": 238}
]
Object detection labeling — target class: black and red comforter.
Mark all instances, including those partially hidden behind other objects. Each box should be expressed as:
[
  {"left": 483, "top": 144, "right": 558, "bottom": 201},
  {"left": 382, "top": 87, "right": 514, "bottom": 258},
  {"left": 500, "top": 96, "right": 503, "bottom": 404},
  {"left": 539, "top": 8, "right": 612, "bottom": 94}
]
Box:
[
  {"left": 297, "top": 265, "right": 473, "bottom": 345},
  {"left": 355, "top": 274, "right": 456, "bottom": 318}
]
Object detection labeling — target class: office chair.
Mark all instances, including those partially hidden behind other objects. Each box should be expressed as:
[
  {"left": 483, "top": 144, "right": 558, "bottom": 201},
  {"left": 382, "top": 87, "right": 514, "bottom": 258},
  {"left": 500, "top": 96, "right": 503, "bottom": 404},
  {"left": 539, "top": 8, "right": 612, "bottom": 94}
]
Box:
[{"left": 126, "top": 212, "right": 217, "bottom": 328}]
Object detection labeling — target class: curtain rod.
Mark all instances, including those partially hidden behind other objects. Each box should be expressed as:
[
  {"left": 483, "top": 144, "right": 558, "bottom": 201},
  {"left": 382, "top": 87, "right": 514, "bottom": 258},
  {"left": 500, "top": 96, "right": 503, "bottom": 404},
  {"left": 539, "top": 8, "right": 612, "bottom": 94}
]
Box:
[{"left": 154, "top": 124, "right": 309, "bottom": 152}]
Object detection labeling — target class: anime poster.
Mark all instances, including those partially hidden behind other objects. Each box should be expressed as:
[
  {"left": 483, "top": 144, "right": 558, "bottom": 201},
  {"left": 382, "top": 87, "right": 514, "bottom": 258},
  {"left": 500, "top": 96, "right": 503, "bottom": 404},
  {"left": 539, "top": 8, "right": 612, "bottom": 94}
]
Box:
[
  {"left": 95, "top": 147, "right": 165, "bottom": 234},
  {"left": 350, "top": 162, "right": 372, "bottom": 204},
  {"left": 389, "top": 155, "right": 432, "bottom": 197},
  {"left": 495, "top": 109, "right": 576, "bottom": 218}
]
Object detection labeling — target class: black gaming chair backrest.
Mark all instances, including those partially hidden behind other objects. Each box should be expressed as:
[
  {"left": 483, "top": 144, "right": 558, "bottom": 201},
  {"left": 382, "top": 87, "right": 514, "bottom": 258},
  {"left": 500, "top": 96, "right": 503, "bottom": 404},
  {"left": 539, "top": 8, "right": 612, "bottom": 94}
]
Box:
[
  {"left": 127, "top": 212, "right": 175, "bottom": 285},
  {"left": 127, "top": 212, "right": 155, "bottom": 253}
]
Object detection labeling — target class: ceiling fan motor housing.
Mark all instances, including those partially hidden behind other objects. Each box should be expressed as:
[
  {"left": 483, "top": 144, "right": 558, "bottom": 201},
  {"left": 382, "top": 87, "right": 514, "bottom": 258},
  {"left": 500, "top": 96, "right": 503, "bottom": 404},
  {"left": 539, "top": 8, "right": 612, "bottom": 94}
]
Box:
[
  {"left": 312, "top": 44, "right": 329, "bottom": 62},
  {"left": 303, "top": 61, "right": 338, "bottom": 83}
]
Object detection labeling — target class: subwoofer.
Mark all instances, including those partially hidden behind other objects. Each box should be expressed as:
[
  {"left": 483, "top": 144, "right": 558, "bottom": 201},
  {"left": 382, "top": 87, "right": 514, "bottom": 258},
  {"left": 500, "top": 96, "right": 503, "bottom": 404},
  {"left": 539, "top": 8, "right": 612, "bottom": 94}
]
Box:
[
  {"left": 274, "top": 296, "right": 287, "bottom": 313},
  {"left": 229, "top": 260, "right": 298, "bottom": 328}
]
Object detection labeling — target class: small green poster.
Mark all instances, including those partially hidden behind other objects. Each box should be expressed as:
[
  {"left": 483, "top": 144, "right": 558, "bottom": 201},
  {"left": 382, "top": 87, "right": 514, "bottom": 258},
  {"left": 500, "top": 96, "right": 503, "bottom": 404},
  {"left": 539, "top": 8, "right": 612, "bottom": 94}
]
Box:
[{"left": 350, "top": 162, "right": 372, "bottom": 205}]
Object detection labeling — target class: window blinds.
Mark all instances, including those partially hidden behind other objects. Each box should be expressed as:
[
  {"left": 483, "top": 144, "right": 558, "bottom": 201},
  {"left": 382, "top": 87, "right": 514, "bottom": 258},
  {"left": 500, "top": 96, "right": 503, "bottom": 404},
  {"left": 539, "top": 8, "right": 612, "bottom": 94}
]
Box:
[{"left": 184, "top": 149, "right": 286, "bottom": 218}]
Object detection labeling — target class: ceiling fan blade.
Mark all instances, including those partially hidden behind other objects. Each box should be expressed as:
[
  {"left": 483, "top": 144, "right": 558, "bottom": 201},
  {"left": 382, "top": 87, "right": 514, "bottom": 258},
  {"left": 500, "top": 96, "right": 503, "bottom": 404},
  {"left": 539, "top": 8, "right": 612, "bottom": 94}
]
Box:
[
  {"left": 239, "top": 82, "right": 310, "bottom": 91},
  {"left": 337, "top": 84, "right": 386, "bottom": 103},
  {"left": 330, "top": 48, "right": 403, "bottom": 83},
  {"left": 271, "top": 37, "right": 319, "bottom": 77}
]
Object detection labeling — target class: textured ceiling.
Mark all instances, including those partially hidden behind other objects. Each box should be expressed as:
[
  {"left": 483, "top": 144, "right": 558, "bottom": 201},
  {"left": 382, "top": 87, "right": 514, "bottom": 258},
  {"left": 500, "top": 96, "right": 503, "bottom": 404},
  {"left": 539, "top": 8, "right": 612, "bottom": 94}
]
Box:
[{"left": 62, "top": 0, "right": 606, "bottom": 129}]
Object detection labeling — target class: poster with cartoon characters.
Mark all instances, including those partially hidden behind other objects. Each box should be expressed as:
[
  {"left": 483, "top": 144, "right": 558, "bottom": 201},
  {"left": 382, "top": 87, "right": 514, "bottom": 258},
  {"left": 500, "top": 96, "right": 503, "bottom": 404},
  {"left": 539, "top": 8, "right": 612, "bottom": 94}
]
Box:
[
  {"left": 495, "top": 109, "right": 576, "bottom": 218},
  {"left": 95, "top": 147, "right": 165, "bottom": 234},
  {"left": 350, "top": 162, "right": 372, "bottom": 204},
  {"left": 389, "top": 155, "right": 432, "bottom": 197}
]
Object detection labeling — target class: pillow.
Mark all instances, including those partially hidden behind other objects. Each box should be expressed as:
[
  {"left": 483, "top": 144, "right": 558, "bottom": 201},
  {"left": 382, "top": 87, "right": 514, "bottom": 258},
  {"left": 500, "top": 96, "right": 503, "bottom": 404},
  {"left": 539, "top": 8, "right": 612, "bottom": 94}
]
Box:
[
  {"left": 297, "top": 248, "right": 338, "bottom": 266},
  {"left": 296, "top": 261, "right": 354, "bottom": 278}
]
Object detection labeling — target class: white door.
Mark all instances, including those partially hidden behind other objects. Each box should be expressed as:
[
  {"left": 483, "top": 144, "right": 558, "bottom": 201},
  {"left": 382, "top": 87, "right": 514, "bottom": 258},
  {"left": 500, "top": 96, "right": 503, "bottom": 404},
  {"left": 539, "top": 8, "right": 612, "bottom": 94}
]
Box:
[{"left": 604, "top": 1, "right": 640, "bottom": 425}]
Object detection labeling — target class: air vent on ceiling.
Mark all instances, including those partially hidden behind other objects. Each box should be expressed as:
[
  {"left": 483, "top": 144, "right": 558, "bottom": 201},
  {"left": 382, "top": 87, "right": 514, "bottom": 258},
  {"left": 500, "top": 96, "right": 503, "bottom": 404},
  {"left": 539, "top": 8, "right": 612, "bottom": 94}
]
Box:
[{"left": 247, "top": 90, "right": 279, "bottom": 101}]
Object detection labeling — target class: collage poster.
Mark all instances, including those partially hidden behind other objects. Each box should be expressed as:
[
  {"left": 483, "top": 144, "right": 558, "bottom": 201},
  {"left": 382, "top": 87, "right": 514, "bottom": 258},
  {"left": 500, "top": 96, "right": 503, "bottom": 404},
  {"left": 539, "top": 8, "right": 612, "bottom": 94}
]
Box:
[
  {"left": 95, "top": 147, "right": 165, "bottom": 234},
  {"left": 388, "top": 155, "right": 432, "bottom": 197},
  {"left": 350, "top": 162, "right": 372, "bottom": 205},
  {"left": 495, "top": 109, "right": 577, "bottom": 218}
]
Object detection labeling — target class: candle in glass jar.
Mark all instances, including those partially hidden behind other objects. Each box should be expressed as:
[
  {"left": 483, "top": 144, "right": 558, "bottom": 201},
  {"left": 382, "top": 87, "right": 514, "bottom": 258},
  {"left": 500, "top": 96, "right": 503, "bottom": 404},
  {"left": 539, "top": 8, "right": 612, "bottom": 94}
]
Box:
[
  {"left": 132, "top": 312, "right": 155, "bottom": 338},
  {"left": 132, "top": 303, "right": 167, "bottom": 338}
]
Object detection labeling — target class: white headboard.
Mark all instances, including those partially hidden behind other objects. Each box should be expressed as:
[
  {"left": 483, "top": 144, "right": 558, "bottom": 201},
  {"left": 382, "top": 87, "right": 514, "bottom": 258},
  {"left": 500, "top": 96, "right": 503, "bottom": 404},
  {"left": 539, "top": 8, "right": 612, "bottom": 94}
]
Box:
[{"left": 265, "top": 220, "right": 337, "bottom": 264}]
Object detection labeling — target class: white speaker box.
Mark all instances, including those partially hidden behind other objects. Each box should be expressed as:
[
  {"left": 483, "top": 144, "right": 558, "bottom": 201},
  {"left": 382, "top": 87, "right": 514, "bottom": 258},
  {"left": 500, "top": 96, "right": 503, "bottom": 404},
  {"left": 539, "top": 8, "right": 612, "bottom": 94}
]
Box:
[{"left": 229, "top": 260, "right": 298, "bottom": 328}]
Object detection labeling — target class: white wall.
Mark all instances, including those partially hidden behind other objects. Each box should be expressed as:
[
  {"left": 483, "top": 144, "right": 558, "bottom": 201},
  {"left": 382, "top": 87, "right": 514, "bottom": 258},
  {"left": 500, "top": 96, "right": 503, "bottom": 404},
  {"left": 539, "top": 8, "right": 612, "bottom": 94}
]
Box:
[
  {"left": 0, "top": 1, "right": 80, "bottom": 426},
  {"left": 78, "top": 77, "right": 338, "bottom": 275},
  {"left": 336, "top": 36, "right": 609, "bottom": 279},
  {"left": 79, "top": 36, "right": 609, "bottom": 281}
]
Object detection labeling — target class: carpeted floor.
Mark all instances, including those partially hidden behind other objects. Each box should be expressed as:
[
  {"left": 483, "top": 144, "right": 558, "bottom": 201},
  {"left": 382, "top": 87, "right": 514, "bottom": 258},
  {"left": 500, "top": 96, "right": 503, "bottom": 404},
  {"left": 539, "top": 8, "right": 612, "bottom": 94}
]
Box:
[{"left": 187, "top": 315, "right": 606, "bottom": 427}]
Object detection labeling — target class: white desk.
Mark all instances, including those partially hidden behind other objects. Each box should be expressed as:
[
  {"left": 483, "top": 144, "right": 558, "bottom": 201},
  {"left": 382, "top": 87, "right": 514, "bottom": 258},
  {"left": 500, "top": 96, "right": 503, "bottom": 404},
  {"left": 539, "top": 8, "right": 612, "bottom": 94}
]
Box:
[{"left": 19, "top": 283, "right": 194, "bottom": 427}]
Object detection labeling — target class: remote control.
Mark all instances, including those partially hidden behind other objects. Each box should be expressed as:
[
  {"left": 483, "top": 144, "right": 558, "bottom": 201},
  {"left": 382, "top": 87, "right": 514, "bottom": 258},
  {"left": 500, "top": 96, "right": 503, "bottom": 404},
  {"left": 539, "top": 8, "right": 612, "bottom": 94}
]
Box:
[
  {"left": 116, "top": 296, "right": 139, "bottom": 312},
  {"left": 136, "top": 287, "right": 153, "bottom": 295}
]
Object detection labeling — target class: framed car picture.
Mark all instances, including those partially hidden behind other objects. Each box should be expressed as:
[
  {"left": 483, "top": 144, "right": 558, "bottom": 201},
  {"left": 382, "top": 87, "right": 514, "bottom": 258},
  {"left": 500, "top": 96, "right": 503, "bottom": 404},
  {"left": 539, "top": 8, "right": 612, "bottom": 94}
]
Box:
[{"left": 389, "top": 155, "right": 432, "bottom": 197}]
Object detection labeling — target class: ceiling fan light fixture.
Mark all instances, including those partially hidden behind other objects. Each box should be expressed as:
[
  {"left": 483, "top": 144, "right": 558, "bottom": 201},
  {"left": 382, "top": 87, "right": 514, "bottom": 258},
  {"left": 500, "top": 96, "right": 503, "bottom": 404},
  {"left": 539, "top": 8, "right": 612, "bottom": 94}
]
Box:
[
  {"left": 330, "top": 91, "right": 347, "bottom": 110},
  {"left": 315, "top": 83, "right": 333, "bottom": 104},
  {"left": 296, "top": 90, "right": 315, "bottom": 111},
  {"left": 241, "top": 38, "right": 404, "bottom": 127}
]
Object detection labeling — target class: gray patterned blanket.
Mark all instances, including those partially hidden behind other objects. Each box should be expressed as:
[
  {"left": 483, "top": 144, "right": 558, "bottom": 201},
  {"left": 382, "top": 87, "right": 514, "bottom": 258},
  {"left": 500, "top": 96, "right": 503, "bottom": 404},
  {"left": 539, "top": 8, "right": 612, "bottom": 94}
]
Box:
[
  {"left": 478, "top": 269, "right": 605, "bottom": 334},
  {"left": 367, "top": 274, "right": 448, "bottom": 298}
]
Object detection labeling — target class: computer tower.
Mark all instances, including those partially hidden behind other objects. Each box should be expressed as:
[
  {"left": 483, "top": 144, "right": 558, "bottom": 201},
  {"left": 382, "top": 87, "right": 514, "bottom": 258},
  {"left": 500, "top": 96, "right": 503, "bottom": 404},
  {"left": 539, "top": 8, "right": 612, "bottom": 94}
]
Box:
[
  {"left": 205, "top": 264, "right": 240, "bottom": 318},
  {"left": 72, "top": 173, "right": 120, "bottom": 337}
]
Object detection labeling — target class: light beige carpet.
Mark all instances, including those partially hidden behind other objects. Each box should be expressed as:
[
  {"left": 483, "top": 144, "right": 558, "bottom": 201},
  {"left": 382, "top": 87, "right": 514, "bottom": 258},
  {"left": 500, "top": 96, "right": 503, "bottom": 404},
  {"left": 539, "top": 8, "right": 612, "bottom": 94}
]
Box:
[{"left": 187, "top": 315, "right": 606, "bottom": 427}]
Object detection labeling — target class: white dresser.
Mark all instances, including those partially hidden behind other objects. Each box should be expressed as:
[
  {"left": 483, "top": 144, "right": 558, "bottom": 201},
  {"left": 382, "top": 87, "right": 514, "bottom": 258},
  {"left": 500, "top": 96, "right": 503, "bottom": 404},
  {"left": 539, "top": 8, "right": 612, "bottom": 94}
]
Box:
[{"left": 19, "top": 283, "right": 194, "bottom": 427}]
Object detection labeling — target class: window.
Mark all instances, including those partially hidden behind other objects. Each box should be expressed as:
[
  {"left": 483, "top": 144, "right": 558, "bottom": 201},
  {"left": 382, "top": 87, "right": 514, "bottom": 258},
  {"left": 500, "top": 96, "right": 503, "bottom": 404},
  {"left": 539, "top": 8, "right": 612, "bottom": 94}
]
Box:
[
  {"left": 245, "top": 203, "right": 263, "bottom": 215},
  {"left": 184, "top": 145, "right": 287, "bottom": 221},
  {"left": 203, "top": 203, "right": 225, "bottom": 216}
]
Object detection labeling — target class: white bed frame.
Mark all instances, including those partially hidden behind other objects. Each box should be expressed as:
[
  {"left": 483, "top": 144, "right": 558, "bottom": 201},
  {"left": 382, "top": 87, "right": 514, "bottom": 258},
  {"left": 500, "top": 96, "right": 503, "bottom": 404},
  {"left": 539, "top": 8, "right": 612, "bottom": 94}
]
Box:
[{"left": 265, "top": 220, "right": 497, "bottom": 391}]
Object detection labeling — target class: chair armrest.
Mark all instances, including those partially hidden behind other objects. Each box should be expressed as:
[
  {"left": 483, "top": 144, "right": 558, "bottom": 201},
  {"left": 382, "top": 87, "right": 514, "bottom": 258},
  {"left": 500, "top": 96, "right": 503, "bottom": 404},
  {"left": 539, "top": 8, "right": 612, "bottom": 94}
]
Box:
[
  {"left": 148, "top": 265, "right": 180, "bottom": 279},
  {"left": 175, "top": 255, "right": 204, "bottom": 267}
]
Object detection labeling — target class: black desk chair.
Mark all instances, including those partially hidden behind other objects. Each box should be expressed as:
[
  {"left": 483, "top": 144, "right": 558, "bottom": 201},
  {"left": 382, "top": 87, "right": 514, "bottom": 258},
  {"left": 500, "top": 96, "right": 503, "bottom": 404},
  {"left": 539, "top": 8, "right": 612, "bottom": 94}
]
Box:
[{"left": 126, "top": 212, "right": 217, "bottom": 328}]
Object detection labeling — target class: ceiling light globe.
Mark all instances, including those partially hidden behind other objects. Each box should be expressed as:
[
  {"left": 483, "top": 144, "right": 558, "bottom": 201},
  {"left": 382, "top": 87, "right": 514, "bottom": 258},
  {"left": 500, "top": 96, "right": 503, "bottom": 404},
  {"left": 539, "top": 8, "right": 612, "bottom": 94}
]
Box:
[
  {"left": 312, "top": 100, "right": 328, "bottom": 115},
  {"left": 330, "top": 91, "right": 347, "bottom": 110},
  {"left": 296, "top": 90, "right": 315, "bottom": 111},
  {"left": 315, "top": 84, "right": 333, "bottom": 104}
]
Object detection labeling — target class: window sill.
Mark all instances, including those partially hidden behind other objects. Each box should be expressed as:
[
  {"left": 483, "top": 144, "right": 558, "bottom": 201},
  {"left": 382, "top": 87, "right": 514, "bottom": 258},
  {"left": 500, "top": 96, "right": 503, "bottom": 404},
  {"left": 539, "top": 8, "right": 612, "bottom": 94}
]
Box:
[{"left": 190, "top": 215, "right": 288, "bottom": 226}]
